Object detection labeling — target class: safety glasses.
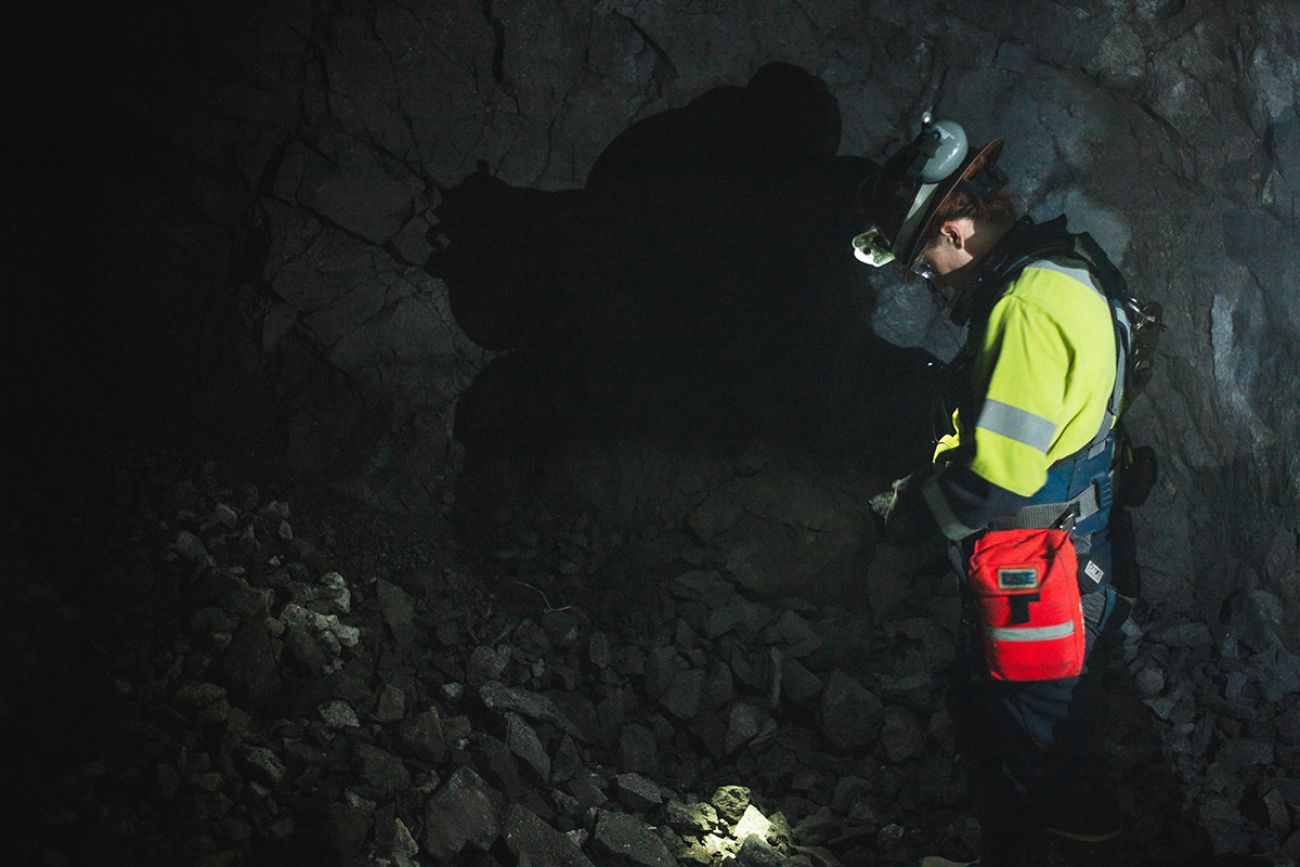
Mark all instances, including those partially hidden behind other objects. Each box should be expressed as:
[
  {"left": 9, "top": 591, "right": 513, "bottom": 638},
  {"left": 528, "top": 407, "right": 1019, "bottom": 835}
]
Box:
[{"left": 910, "top": 257, "right": 937, "bottom": 284}]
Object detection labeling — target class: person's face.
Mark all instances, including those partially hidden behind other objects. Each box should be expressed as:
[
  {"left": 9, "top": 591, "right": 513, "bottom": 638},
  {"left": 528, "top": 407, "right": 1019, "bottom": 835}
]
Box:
[{"left": 914, "top": 218, "right": 978, "bottom": 296}]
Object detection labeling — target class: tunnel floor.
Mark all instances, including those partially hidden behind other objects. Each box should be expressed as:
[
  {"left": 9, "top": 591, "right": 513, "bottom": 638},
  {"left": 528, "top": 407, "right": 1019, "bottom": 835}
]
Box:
[{"left": 5, "top": 443, "right": 1265, "bottom": 867}]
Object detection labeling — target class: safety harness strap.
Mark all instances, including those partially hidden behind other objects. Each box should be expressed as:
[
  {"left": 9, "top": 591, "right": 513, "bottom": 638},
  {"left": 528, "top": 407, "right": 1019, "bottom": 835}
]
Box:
[{"left": 985, "top": 478, "right": 1106, "bottom": 532}]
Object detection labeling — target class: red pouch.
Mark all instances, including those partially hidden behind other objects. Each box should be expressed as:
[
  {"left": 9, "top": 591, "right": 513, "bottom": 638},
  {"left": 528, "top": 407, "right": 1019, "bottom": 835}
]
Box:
[{"left": 967, "top": 528, "right": 1085, "bottom": 682}]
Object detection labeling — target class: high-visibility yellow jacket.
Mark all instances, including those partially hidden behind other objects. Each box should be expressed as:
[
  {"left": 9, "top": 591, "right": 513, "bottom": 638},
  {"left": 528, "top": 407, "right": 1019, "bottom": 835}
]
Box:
[{"left": 920, "top": 256, "right": 1118, "bottom": 540}]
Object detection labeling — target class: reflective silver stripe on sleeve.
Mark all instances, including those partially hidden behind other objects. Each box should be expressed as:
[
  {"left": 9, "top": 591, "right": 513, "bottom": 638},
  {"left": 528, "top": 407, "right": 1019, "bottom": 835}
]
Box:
[
  {"left": 976, "top": 399, "right": 1057, "bottom": 453},
  {"left": 985, "top": 620, "right": 1076, "bottom": 642},
  {"left": 1027, "top": 258, "right": 1102, "bottom": 297},
  {"left": 921, "top": 475, "right": 980, "bottom": 541}
]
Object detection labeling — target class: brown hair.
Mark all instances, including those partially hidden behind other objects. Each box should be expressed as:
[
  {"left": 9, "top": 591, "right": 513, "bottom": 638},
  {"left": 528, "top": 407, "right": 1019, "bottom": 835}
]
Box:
[{"left": 920, "top": 186, "right": 1019, "bottom": 247}]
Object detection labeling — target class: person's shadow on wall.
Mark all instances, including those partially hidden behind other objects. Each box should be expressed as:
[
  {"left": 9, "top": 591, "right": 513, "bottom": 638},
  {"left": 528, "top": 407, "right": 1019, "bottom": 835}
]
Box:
[{"left": 427, "top": 62, "right": 936, "bottom": 494}]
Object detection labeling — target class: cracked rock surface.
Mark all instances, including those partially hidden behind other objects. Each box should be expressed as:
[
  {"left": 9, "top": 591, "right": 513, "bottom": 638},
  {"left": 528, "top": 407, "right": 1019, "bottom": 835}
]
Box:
[{"left": 40, "top": 0, "right": 1297, "bottom": 638}]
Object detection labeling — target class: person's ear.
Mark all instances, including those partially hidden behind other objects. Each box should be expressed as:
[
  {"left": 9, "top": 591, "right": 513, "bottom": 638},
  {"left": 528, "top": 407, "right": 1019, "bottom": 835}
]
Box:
[{"left": 940, "top": 220, "right": 965, "bottom": 250}]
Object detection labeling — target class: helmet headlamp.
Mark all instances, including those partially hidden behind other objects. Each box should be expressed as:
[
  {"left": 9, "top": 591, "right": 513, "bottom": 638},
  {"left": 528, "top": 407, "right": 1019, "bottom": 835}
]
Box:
[
  {"left": 852, "top": 114, "right": 1004, "bottom": 272},
  {"left": 851, "top": 227, "right": 896, "bottom": 267}
]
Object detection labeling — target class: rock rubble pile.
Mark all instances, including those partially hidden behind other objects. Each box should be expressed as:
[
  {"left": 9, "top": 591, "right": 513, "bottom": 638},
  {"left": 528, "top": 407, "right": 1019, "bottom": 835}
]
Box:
[
  {"left": 7, "top": 456, "right": 1297, "bottom": 865},
  {"left": 1124, "top": 604, "right": 1300, "bottom": 857}
]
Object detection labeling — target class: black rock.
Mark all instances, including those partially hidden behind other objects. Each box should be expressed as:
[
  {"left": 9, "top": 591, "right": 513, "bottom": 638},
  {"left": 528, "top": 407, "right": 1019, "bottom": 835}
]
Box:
[
  {"left": 502, "top": 803, "right": 596, "bottom": 867},
  {"left": 399, "top": 707, "right": 446, "bottom": 762},
  {"left": 819, "top": 671, "right": 883, "bottom": 752},
  {"left": 593, "top": 810, "right": 678, "bottom": 867},
  {"left": 422, "top": 767, "right": 503, "bottom": 860},
  {"left": 352, "top": 743, "right": 410, "bottom": 798}
]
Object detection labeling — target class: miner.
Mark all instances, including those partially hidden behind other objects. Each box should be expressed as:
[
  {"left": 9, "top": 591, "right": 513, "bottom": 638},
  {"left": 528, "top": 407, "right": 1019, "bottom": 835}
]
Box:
[{"left": 855, "top": 116, "right": 1159, "bottom": 866}]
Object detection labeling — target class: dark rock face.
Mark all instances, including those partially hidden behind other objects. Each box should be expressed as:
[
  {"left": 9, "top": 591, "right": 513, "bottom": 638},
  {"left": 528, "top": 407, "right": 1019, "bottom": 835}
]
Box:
[{"left": 44, "top": 0, "right": 1297, "bottom": 637}]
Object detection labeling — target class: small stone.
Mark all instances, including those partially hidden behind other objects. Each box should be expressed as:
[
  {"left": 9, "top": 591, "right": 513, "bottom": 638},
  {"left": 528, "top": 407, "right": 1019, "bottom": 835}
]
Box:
[
  {"left": 733, "top": 803, "right": 772, "bottom": 841},
  {"left": 781, "top": 658, "right": 823, "bottom": 704},
  {"left": 237, "top": 524, "right": 260, "bottom": 554},
  {"left": 502, "top": 803, "right": 596, "bottom": 867},
  {"left": 542, "top": 609, "right": 582, "bottom": 647},
  {"left": 1199, "top": 797, "right": 1250, "bottom": 851},
  {"left": 703, "top": 662, "right": 735, "bottom": 711},
  {"left": 176, "top": 531, "right": 209, "bottom": 563},
  {"left": 725, "top": 703, "right": 767, "bottom": 754},
  {"left": 353, "top": 743, "right": 410, "bottom": 798},
  {"left": 193, "top": 770, "right": 223, "bottom": 792},
  {"left": 318, "top": 699, "right": 360, "bottom": 729},
  {"left": 767, "top": 610, "right": 821, "bottom": 657},
  {"left": 376, "top": 580, "right": 417, "bottom": 646},
  {"left": 670, "top": 570, "right": 733, "bottom": 603},
  {"left": 423, "top": 767, "right": 503, "bottom": 859},
  {"left": 589, "top": 631, "right": 612, "bottom": 669},
  {"left": 382, "top": 817, "right": 420, "bottom": 860},
  {"left": 1215, "top": 737, "right": 1275, "bottom": 772},
  {"left": 614, "top": 773, "right": 663, "bottom": 811},
  {"left": 711, "top": 785, "right": 752, "bottom": 824},
  {"left": 876, "top": 823, "right": 905, "bottom": 850},
  {"left": 646, "top": 646, "right": 683, "bottom": 698},
  {"left": 239, "top": 747, "right": 286, "bottom": 786},
  {"left": 660, "top": 669, "right": 705, "bottom": 720},
  {"left": 400, "top": 707, "right": 446, "bottom": 763},
  {"left": 175, "top": 682, "right": 228, "bottom": 710},
  {"left": 552, "top": 736, "right": 581, "bottom": 783},
  {"left": 565, "top": 769, "right": 610, "bottom": 812},
  {"left": 259, "top": 500, "right": 289, "bottom": 520},
  {"left": 735, "top": 832, "right": 779, "bottom": 867},
  {"left": 301, "top": 571, "right": 350, "bottom": 615},
  {"left": 880, "top": 706, "right": 925, "bottom": 762},
  {"left": 1264, "top": 787, "right": 1290, "bottom": 831},
  {"left": 793, "top": 807, "right": 836, "bottom": 843},
  {"left": 1154, "top": 621, "right": 1212, "bottom": 648},
  {"left": 506, "top": 713, "right": 551, "bottom": 783},
  {"left": 277, "top": 520, "right": 294, "bottom": 541},
  {"left": 619, "top": 724, "right": 658, "bottom": 774},
  {"left": 473, "top": 733, "right": 523, "bottom": 798},
  {"left": 819, "top": 671, "right": 884, "bottom": 751},
  {"left": 707, "top": 600, "right": 749, "bottom": 639},
  {"left": 674, "top": 618, "right": 699, "bottom": 650},
  {"left": 211, "top": 503, "right": 239, "bottom": 529},
  {"left": 196, "top": 699, "right": 231, "bottom": 726},
  {"left": 666, "top": 800, "right": 719, "bottom": 833},
  {"left": 831, "top": 776, "right": 871, "bottom": 814},
  {"left": 479, "top": 681, "right": 582, "bottom": 740},
  {"left": 374, "top": 684, "right": 407, "bottom": 723},
  {"left": 1144, "top": 694, "right": 1178, "bottom": 720},
  {"left": 1135, "top": 666, "right": 1165, "bottom": 698},
  {"left": 467, "top": 645, "right": 511, "bottom": 689},
  {"left": 279, "top": 603, "right": 359, "bottom": 648},
  {"left": 593, "top": 811, "right": 677, "bottom": 867}
]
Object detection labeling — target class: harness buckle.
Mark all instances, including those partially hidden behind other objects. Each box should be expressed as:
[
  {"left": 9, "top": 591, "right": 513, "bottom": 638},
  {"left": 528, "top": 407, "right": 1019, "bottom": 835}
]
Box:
[{"left": 1051, "top": 503, "right": 1080, "bottom": 533}]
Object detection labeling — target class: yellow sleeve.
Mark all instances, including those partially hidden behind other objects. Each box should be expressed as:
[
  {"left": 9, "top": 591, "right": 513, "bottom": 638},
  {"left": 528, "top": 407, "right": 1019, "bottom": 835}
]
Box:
[{"left": 967, "top": 295, "right": 1070, "bottom": 497}]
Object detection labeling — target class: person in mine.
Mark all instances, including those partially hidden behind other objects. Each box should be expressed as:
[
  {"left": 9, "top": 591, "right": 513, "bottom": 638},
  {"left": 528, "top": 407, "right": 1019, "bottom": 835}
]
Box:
[{"left": 856, "top": 116, "right": 1160, "bottom": 866}]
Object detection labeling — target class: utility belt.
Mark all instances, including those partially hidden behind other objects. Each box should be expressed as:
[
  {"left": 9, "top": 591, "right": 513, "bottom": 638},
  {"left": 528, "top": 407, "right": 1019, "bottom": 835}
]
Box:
[{"left": 963, "top": 437, "right": 1116, "bottom": 682}]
